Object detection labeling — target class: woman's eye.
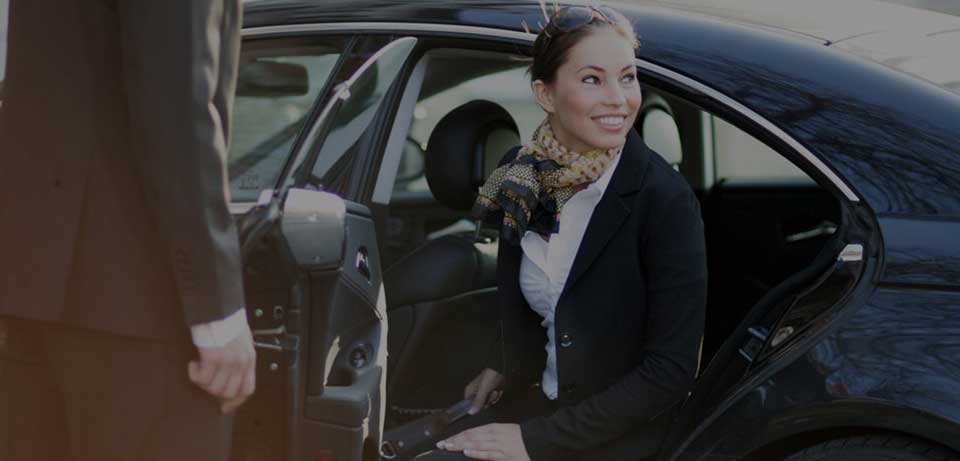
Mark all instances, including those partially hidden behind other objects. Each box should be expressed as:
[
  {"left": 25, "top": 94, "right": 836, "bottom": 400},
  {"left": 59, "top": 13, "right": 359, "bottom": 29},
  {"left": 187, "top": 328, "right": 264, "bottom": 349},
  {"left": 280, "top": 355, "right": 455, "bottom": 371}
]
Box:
[
  {"left": 582, "top": 75, "right": 600, "bottom": 84},
  {"left": 621, "top": 74, "right": 637, "bottom": 84}
]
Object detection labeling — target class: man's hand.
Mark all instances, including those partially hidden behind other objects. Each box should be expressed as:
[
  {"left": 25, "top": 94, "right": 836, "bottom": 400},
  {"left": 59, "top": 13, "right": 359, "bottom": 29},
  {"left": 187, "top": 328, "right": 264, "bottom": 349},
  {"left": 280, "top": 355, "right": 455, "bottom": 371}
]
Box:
[
  {"left": 437, "top": 423, "right": 530, "bottom": 461},
  {"left": 464, "top": 368, "right": 505, "bottom": 415},
  {"left": 187, "top": 326, "right": 256, "bottom": 414}
]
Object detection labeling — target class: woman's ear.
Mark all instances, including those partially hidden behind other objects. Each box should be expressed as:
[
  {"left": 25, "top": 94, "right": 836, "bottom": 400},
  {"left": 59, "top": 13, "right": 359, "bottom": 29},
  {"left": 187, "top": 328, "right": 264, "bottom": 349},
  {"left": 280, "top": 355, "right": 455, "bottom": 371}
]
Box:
[{"left": 532, "top": 79, "right": 556, "bottom": 114}]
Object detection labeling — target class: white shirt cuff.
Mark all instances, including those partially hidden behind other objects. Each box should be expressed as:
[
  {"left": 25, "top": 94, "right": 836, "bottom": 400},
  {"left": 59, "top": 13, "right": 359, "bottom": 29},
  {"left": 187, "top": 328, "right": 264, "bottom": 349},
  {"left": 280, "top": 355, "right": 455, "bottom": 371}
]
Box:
[{"left": 190, "top": 309, "right": 249, "bottom": 348}]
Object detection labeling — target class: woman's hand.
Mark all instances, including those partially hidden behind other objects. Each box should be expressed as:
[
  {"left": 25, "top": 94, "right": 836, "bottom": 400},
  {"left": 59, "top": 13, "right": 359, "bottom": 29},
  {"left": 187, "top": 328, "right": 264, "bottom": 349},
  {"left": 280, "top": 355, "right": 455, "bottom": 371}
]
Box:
[
  {"left": 464, "top": 368, "right": 505, "bottom": 414},
  {"left": 437, "top": 423, "right": 530, "bottom": 461}
]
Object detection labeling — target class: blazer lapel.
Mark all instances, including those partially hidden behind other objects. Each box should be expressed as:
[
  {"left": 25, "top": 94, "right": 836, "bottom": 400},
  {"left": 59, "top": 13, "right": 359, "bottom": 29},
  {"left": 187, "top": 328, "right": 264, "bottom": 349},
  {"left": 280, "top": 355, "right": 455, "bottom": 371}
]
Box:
[{"left": 560, "top": 131, "right": 651, "bottom": 299}]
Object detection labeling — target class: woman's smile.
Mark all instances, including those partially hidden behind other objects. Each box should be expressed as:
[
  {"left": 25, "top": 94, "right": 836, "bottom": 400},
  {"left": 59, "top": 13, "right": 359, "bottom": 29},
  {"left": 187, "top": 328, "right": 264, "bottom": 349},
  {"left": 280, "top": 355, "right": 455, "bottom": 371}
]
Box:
[{"left": 593, "top": 114, "right": 627, "bottom": 132}]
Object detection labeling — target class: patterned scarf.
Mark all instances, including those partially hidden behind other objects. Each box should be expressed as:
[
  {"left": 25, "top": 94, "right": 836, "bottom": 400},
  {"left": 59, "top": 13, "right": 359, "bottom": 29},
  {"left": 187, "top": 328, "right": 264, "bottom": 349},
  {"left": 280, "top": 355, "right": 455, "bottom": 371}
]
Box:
[{"left": 471, "top": 119, "right": 621, "bottom": 244}]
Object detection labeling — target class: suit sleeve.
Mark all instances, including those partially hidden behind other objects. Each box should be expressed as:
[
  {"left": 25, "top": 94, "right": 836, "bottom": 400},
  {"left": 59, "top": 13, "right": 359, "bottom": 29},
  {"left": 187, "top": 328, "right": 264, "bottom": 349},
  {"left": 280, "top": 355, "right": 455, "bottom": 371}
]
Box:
[
  {"left": 519, "top": 189, "right": 707, "bottom": 460},
  {"left": 118, "top": 0, "right": 245, "bottom": 326}
]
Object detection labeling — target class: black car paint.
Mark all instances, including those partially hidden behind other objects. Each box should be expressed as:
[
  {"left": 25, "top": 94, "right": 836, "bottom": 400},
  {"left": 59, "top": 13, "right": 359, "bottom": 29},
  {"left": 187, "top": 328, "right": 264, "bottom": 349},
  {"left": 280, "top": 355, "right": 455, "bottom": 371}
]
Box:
[{"left": 243, "top": 1, "right": 960, "bottom": 458}]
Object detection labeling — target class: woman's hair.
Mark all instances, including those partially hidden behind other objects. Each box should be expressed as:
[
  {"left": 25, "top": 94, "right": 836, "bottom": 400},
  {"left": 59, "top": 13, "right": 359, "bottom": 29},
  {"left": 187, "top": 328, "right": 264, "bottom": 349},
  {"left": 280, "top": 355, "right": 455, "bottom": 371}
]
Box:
[{"left": 528, "top": 5, "right": 639, "bottom": 84}]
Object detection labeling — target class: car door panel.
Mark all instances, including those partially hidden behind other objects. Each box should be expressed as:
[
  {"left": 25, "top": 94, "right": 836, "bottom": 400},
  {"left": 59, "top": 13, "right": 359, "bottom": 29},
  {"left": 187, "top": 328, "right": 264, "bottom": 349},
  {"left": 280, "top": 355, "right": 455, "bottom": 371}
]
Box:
[
  {"left": 283, "top": 190, "right": 385, "bottom": 461},
  {"left": 231, "top": 198, "right": 302, "bottom": 461},
  {"left": 291, "top": 37, "right": 416, "bottom": 461},
  {"left": 664, "top": 202, "right": 872, "bottom": 460},
  {"left": 231, "top": 35, "right": 417, "bottom": 461},
  {"left": 229, "top": 190, "right": 386, "bottom": 461},
  {"left": 701, "top": 180, "right": 842, "bottom": 361}
]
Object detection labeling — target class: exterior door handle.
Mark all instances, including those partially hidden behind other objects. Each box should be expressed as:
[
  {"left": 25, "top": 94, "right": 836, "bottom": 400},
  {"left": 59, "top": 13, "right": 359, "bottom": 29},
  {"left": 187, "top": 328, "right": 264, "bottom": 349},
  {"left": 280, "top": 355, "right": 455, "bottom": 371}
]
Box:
[{"left": 838, "top": 243, "right": 864, "bottom": 262}]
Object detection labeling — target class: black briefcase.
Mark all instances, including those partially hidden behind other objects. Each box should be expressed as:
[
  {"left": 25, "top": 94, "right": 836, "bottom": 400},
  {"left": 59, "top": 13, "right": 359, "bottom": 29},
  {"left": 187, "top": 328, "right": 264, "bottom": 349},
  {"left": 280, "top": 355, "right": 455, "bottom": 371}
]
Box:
[{"left": 380, "top": 399, "right": 474, "bottom": 460}]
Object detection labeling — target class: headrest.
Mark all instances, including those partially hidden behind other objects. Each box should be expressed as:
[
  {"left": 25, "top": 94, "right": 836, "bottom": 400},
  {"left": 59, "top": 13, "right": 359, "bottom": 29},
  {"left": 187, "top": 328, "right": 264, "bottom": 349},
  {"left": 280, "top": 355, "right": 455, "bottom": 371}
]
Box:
[
  {"left": 640, "top": 94, "right": 683, "bottom": 167},
  {"left": 425, "top": 100, "right": 520, "bottom": 211}
]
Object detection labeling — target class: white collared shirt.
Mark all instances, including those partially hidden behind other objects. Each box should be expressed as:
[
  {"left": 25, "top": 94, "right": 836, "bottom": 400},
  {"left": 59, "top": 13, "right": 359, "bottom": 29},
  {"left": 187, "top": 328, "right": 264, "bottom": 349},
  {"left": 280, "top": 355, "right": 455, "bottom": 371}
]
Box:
[{"left": 518, "top": 150, "right": 622, "bottom": 400}]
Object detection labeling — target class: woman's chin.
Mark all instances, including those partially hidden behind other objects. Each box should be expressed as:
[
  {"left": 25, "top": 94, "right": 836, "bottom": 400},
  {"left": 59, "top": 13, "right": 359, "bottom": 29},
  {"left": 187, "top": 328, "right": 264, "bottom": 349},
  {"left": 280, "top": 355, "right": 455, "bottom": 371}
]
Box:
[{"left": 588, "top": 133, "right": 627, "bottom": 150}]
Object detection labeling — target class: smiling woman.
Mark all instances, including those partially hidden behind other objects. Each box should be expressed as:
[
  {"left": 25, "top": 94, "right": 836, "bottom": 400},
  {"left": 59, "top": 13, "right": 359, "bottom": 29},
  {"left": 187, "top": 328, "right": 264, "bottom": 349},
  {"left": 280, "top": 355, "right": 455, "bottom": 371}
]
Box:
[{"left": 397, "top": 5, "right": 707, "bottom": 461}]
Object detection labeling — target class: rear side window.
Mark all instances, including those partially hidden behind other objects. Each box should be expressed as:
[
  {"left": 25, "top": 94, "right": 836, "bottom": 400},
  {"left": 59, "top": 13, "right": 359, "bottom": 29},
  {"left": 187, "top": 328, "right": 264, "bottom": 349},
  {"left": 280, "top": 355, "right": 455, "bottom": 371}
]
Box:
[
  {"left": 227, "top": 36, "right": 348, "bottom": 203},
  {"left": 712, "top": 116, "right": 809, "bottom": 182}
]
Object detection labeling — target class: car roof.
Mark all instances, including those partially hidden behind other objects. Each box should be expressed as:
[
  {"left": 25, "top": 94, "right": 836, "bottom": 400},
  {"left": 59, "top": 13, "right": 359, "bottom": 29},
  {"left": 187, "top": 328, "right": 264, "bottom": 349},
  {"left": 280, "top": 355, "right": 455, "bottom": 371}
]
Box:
[{"left": 244, "top": 0, "right": 960, "bottom": 94}]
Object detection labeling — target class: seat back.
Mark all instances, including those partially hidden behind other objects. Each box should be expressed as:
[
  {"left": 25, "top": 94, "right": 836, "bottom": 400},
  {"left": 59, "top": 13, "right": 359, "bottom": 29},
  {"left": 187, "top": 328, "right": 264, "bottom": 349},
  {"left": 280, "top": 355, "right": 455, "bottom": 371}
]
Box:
[{"left": 384, "top": 100, "right": 520, "bottom": 423}]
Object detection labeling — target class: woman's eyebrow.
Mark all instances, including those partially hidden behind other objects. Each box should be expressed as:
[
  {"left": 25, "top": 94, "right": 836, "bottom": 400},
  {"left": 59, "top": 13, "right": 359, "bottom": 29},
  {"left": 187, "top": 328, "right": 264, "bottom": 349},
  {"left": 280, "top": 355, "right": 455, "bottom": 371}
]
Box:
[
  {"left": 577, "top": 64, "right": 637, "bottom": 72},
  {"left": 577, "top": 65, "right": 606, "bottom": 73}
]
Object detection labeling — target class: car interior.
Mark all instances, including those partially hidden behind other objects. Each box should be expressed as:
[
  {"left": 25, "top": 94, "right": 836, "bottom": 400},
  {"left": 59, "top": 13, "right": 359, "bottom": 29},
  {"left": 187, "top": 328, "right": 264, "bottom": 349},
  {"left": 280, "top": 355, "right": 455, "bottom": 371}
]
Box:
[{"left": 377, "top": 47, "right": 844, "bottom": 429}]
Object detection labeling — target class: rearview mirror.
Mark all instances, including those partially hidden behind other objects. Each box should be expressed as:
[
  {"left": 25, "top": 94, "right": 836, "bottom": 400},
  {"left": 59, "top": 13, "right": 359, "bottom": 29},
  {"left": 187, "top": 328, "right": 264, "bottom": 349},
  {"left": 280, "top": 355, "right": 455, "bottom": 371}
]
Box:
[{"left": 237, "top": 59, "right": 309, "bottom": 97}]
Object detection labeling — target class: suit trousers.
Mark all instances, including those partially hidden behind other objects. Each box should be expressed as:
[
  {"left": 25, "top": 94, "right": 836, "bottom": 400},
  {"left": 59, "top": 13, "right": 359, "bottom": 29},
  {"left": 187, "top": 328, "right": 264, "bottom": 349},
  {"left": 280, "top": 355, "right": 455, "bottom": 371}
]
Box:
[{"left": 0, "top": 318, "right": 233, "bottom": 461}]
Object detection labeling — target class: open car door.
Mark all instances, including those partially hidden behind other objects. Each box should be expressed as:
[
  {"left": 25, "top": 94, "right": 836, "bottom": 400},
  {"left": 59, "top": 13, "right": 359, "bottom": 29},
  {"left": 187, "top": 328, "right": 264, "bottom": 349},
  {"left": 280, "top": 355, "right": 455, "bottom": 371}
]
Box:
[
  {"left": 231, "top": 37, "right": 417, "bottom": 461},
  {"left": 662, "top": 201, "right": 873, "bottom": 460}
]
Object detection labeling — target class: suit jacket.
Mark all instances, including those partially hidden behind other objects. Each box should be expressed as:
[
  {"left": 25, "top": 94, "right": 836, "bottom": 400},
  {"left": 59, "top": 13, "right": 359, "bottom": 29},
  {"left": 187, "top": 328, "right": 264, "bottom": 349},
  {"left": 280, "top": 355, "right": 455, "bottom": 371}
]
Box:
[
  {"left": 488, "top": 130, "right": 707, "bottom": 460},
  {"left": 0, "top": 0, "right": 244, "bottom": 339}
]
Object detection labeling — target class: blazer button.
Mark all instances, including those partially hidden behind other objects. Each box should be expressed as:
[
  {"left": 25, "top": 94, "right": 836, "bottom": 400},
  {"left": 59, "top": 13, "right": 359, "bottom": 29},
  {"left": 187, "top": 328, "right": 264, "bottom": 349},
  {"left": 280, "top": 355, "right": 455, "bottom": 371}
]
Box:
[
  {"left": 562, "top": 383, "right": 576, "bottom": 394},
  {"left": 559, "top": 332, "right": 573, "bottom": 348}
]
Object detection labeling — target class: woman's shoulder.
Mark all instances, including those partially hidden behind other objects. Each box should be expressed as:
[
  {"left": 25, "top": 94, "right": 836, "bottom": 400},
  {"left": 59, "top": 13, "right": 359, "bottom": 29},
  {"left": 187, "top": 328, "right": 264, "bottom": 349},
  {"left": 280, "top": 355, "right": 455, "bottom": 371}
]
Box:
[{"left": 629, "top": 140, "right": 695, "bottom": 201}]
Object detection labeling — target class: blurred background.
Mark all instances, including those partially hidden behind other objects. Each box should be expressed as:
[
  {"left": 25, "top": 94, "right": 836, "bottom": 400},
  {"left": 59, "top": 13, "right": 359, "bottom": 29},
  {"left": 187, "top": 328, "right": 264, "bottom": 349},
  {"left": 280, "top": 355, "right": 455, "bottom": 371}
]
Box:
[{"left": 883, "top": 0, "right": 960, "bottom": 15}]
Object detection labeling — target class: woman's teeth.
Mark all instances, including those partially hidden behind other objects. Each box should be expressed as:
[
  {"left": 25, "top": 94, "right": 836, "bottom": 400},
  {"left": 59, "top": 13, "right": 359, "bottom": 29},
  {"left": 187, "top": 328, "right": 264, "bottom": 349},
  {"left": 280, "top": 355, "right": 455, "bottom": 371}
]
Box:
[{"left": 597, "top": 116, "right": 625, "bottom": 127}]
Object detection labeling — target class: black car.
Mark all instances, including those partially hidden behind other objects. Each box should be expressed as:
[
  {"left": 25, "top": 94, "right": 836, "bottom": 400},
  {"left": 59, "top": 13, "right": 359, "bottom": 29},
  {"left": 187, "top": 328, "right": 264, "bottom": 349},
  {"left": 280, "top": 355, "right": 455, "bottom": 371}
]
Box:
[{"left": 225, "top": 1, "right": 960, "bottom": 460}]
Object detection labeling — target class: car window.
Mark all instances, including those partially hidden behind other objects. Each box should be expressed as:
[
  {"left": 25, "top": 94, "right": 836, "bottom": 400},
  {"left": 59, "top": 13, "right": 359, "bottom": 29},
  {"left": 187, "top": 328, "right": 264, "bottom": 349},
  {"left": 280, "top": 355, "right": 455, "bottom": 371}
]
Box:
[
  {"left": 227, "top": 36, "right": 348, "bottom": 203},
  {"left": 637, "top": 86, "right": 814, "bottom": 189},
  {"left": 284, "top": 37, "right": 418, "bottom": 196},
  {"left": 711, "top": 115, "right": 810, "bottom": 182},
  {"left": 392, "top": 49, "right": 542, "bottom": 197}
]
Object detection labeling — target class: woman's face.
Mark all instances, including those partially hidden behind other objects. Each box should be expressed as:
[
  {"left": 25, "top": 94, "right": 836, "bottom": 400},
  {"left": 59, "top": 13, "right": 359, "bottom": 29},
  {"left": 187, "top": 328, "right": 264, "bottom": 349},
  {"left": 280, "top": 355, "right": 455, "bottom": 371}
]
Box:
[{"left": 533, "top": 27, "right": 643, "bottom": 152}]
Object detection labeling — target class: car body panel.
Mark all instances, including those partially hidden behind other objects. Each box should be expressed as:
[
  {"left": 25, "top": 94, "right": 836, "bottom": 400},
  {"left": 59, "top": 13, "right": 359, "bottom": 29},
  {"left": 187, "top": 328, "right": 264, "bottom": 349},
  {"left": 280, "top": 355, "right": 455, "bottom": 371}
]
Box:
[
  {"left": 878, "top": 216, "right": 960, "bottom": 288},
  {"left": 675, "top": 286, "right": 960, "bottom": 459}
]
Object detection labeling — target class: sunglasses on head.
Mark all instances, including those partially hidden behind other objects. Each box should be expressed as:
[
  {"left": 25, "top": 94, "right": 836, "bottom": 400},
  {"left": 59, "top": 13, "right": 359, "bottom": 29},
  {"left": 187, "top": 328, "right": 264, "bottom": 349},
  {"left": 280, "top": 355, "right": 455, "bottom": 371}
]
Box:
[{"left": 546, "top": 5, "right": 618, "bottom": 34}]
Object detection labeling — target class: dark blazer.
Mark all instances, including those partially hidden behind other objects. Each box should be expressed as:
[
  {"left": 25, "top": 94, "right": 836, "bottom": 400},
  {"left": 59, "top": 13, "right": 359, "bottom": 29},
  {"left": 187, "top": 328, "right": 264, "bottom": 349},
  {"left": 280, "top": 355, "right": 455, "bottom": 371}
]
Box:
[
  {"left": 0, "top": 0, "right": 244, "bottom": 339},
  {"left": 488, "top": 130, "right": 707, "bottom": 460}
]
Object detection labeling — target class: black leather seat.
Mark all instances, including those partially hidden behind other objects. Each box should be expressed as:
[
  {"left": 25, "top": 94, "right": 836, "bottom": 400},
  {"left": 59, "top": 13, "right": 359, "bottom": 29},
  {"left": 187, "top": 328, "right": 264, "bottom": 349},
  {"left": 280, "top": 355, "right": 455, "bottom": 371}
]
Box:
[{"left": 383, "top": 100, "right": 520, "bottom": 420}]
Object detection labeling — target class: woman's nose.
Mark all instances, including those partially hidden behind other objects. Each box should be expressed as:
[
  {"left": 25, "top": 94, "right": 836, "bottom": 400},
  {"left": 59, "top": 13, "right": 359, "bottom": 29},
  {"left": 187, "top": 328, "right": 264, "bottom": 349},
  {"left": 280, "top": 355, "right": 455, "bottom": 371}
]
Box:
[{"left": 605, "top": 81, "right": 627, "bottom": 105}]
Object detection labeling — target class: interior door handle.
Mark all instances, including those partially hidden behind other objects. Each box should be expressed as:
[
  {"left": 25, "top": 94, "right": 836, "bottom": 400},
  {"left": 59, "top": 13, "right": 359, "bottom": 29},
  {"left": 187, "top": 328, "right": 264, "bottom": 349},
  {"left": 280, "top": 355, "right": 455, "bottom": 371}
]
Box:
[
  {"left": 356, "top": 246, "right": 371, "bottom": 280},
  {"left": 785, "top": 220, "right": 838, "bottom": 243}
]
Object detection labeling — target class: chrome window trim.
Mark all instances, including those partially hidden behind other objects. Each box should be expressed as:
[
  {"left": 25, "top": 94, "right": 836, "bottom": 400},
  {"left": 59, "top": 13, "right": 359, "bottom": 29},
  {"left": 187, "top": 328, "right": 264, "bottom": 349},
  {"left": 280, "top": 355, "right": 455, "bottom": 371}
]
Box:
[
  {"left": 242, "top": 22, "right": 534, "bottom": 42},
  {"left": 240, "top": 21, "right": 860, "bottom": 203}
]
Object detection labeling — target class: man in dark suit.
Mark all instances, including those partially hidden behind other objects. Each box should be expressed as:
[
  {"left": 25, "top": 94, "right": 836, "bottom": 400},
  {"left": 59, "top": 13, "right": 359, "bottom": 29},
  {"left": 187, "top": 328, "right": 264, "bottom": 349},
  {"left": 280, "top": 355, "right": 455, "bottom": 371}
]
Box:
[{"left": 0, "top": 1, "right": 255, "bottom": 459}]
